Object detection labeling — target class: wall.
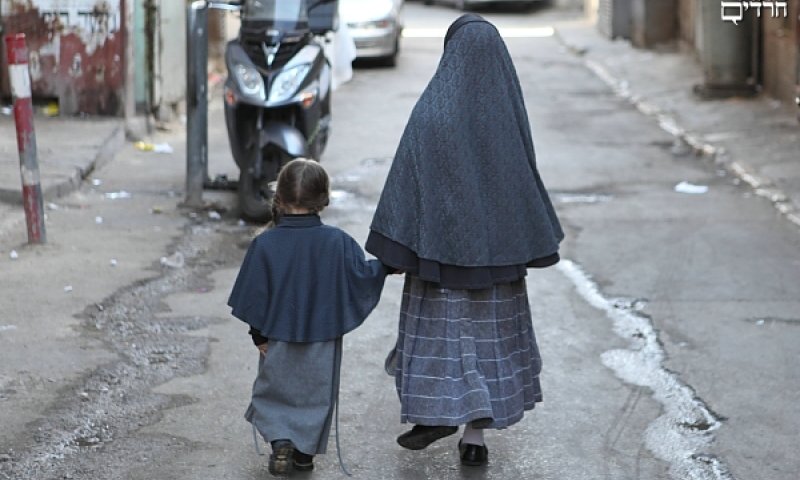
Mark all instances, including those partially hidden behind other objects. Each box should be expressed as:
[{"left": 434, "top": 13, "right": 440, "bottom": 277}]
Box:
[
  {"left": 761, "top": 0, "right": 799, "bottom": 103},
  {"left": 677, "top": 0, "right": 695, "bottom": 48},
  {"left": 554, "top": 0, "right": 586, "bottom": 10},
  {"left": 153, "top": 0, "right": 186, "bottom": 117},
  {"left": 0, "top": 0, "right": 126, "bottom": 115},
  {"left": 585, "top": 0, "right": 599, "bottom": 21}
]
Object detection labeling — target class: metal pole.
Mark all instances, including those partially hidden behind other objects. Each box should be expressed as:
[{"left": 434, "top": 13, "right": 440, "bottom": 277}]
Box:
[
  {"left": 795, "top": 5, "right": 799, "bottom": 122},
  {"left": 185, "top": 1, "right": 209, "bottom": 208},
  {"left": 123, "top": 0, "right": 137, "bottom": 138},
  {"left": 5, "top": 33, "right": 46, "bottom": 244}
]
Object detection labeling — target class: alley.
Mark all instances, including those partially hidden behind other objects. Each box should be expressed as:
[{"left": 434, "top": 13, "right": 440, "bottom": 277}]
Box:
[{"left": 2, "top": 3, "right": 800, "bottom": 480}]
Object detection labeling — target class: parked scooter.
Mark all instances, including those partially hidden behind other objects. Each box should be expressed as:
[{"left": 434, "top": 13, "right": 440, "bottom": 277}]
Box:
[{"left": 222, "top": 0, "right": 338, "bottom": 221}]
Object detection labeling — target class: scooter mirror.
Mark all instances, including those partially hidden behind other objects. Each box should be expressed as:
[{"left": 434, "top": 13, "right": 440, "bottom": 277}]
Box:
[
  {"left": 308, "top": 0, "right": 338, "bottom": 34},
  {"left": 208, "top": 0, "right": 242, "bottom": 11},
  {"left": 308, "top": 0, "right": 337, "bottom": 8}
]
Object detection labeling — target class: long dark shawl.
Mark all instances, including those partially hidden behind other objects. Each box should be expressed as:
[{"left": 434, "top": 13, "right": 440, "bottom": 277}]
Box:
[{"left": 366, "top": 15, "right": 564, "bottom": 289}]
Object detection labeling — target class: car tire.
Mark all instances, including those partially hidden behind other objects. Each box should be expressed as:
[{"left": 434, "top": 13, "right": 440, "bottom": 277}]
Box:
[
  {"left": 380, "top": 36, "right": 400, "bottom": 67},
  {"left": 381, "top": 51, "right": 398, "bottom": 67}
]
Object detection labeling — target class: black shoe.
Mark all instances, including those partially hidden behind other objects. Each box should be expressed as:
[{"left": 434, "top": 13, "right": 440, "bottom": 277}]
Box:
[
  {"left": 397, "top": 425, "right": 459, "bottom": 450},
  {"left": 459, "top": 440, "right": 489, "bottom": 467},
  {"left": 268, "top": 440, "right": 294, "bottom": 476},
  {"left": 292, "top": 450, "right": 314, "bottom": 472}
]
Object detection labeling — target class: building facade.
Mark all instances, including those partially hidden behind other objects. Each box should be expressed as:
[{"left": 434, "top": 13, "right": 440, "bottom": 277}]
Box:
[
  {"left": 593, "top": 0, "right": 800, "bottom": 112},
  {"left": 0, "top": 0, "right": 127, "bottom": 115},
  {"left": 0, "top": 0, "right": 227, "bottom": 118}
]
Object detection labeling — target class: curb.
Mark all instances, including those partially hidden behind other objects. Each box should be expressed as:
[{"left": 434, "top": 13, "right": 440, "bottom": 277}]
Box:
[
  {"left": 0, "top": 122, "right": 125, "bottom": 244},
  {"left": 45, "top": 122, "right": 126, "bottom": 201},
  {"left": 553, "top": 28, "right": 800, "bottom": 231}
]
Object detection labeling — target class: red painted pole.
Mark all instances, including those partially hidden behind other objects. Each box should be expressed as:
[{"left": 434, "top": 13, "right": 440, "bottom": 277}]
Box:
[{"left": 5, "top": 33, "right": 46, "bottom": 244}]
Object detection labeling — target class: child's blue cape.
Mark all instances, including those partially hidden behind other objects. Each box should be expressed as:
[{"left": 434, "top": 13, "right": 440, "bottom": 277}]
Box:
[{"left": 228, "top": 214, "right": 388, "bottom": 343}]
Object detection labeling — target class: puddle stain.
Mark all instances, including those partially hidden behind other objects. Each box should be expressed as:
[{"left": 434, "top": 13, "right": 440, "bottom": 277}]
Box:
[
  {"left": 611, "top": 297, "right": 649, "bottom": 312},
  {"left": 359, "top": 157, "right": 392, "bottom": 167},
  {"left": 335, "top": 174, "right": 362, "bottom": 183},
  {"left": 0, "top": 225, "right": 236, "bottom": 479},
  {"left": 330, "top": 189, "right": 353, "bottom": 201},
  {"left": 553, "top": 193, "right": 613, "bottom": 205},
  {"left": 328, "top": 159, "right": 391, "bottom": 215},
  {"left": 72, "top": 436, "right": 103, "bottom": 450},
  {"left": 747, "top": 317, "right": 800, "bottom": 327},
  {"left": 328, "top": 189, "right": 371, "bottom": 213},
  {"left": 557, "top": 259, "right": 733, "bottom": 480}
]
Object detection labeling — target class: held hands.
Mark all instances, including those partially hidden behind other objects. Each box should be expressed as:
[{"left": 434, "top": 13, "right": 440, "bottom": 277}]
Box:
[
  {"left": 257, "top": 342, "right": 269, "bottom": 357},
  {"left": 380, "top": 262, "right": 405, "bottom": 276}
]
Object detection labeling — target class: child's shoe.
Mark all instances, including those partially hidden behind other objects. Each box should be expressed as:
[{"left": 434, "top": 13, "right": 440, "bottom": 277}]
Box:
[
  {"left": 268, "top": 440, "right": 294, "bottom": 476},
  {"left": 292, "top": 450, "right": 314, "bottom": 471}
]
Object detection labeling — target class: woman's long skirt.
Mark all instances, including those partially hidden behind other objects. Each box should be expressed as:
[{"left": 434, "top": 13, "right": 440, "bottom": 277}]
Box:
[
  {"left": 245, "top": 339, "right": 342, "bottom": 455},
  {"left": 390, "top": 276, "right": 542, "bottom": 429}
]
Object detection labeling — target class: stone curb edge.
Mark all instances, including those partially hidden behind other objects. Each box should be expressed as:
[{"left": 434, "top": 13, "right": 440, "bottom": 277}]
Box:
[
  {"left": 0, "top": 122, "right": 125, "bottom": 244},
  {"left": 47, "top": 122, "right": 126, "bottom": 200},
  {"left": 552, "top": 28, "right": 800, "bottom": 231}
]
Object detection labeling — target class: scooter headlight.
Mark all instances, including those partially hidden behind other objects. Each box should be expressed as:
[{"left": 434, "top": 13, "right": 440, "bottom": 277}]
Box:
[
  {"left": 234, "top": 63, "right": 265, "bottom": 100},
  {"left": 269, "top": 64, "right": 311, "bottom": 103}
]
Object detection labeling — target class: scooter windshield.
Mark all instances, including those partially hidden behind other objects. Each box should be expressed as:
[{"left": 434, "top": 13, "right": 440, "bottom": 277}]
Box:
[{"left": 243, "top": 0, "right": 309, "bottom": 31}]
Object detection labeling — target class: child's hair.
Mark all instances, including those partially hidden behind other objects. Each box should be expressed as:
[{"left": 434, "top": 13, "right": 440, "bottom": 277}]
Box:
[{"left": 271, "top": 158, "right": 330, "bottom": 223}]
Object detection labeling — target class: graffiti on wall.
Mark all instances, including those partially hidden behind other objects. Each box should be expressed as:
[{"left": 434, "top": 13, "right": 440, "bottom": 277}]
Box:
[{"left": 1, "top": 0, "right": 125, "bottom": 115}]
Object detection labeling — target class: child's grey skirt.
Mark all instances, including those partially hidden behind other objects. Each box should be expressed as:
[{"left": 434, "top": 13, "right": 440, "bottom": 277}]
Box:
[
  {"left": 389, "top": 276, "right": 542, "bottom": 429},
  {"left": 246, "top": 339, "right": 342, "bottom": 455}
]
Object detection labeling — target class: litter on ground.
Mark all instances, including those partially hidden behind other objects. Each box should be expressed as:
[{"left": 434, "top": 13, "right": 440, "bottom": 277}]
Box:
[{"left": 674, "top": 181, "right": 709, "bottom": 195}]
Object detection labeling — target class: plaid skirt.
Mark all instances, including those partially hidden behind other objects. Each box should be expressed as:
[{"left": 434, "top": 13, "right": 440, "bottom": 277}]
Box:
[{"left": 390, "top": 275, "right": 543, "bottom": 429}]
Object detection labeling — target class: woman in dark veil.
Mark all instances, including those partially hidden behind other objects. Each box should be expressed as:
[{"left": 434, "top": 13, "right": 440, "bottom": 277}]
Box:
[{"left": 366, "top": 14, "right": 564, "bottom": 467}]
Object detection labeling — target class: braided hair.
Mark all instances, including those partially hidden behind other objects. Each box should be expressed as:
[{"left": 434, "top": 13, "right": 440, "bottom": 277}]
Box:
[{"left": 270, "top": 158, "right": 330, "bottom": 226}]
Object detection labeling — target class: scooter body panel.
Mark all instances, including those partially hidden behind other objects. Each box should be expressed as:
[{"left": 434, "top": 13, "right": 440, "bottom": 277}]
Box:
[{"left": 221, "top": 0, "right": 338, "bottom": 220}]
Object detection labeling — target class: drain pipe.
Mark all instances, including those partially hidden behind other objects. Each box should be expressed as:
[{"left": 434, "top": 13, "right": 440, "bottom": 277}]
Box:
[{"left": 795, "top": 6, "right": 799, "bottom": 122}]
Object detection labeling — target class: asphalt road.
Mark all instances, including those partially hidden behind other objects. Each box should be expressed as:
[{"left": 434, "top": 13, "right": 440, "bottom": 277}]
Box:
[{"left": 2, "top": 3, "right": 799, "bottom": 480}]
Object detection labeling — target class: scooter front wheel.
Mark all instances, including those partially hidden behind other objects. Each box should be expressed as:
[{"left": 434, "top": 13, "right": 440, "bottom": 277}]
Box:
[{"left": 238, "top": 166, "right": 274, "bottom": 223}]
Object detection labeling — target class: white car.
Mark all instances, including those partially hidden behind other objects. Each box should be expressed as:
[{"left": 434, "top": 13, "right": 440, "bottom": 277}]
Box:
[{"left": 339, "top": 0, "right": 404, "bottom": 65}]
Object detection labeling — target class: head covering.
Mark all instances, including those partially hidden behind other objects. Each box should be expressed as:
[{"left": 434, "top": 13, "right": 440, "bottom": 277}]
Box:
[
  {"left": 366, "top": 15, "right": 563, "bottom": 287},
  {"left": 443, "top": 13, "right": 486, "bottom": 46}
]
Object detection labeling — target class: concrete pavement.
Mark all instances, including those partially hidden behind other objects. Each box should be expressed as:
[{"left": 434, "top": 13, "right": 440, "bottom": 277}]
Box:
[
  {"left": 553, "top": 18, "right": 800, "bottom": 230},
  {"left": 542, "top": 14, "right": 800, "bottom": 480},
  {"left": 0, "top": 116, "right": 124, "bottom": 244}
]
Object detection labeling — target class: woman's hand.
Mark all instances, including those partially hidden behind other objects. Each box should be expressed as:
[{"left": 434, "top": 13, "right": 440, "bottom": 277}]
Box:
[{"left": 257, "top": 342, "right": 269, "bottom": 357}]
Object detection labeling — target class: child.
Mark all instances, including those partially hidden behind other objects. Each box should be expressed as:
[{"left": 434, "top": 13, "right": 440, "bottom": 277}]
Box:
[{"left": 228, "top": 159, "right": 390, "bottom": 475}]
